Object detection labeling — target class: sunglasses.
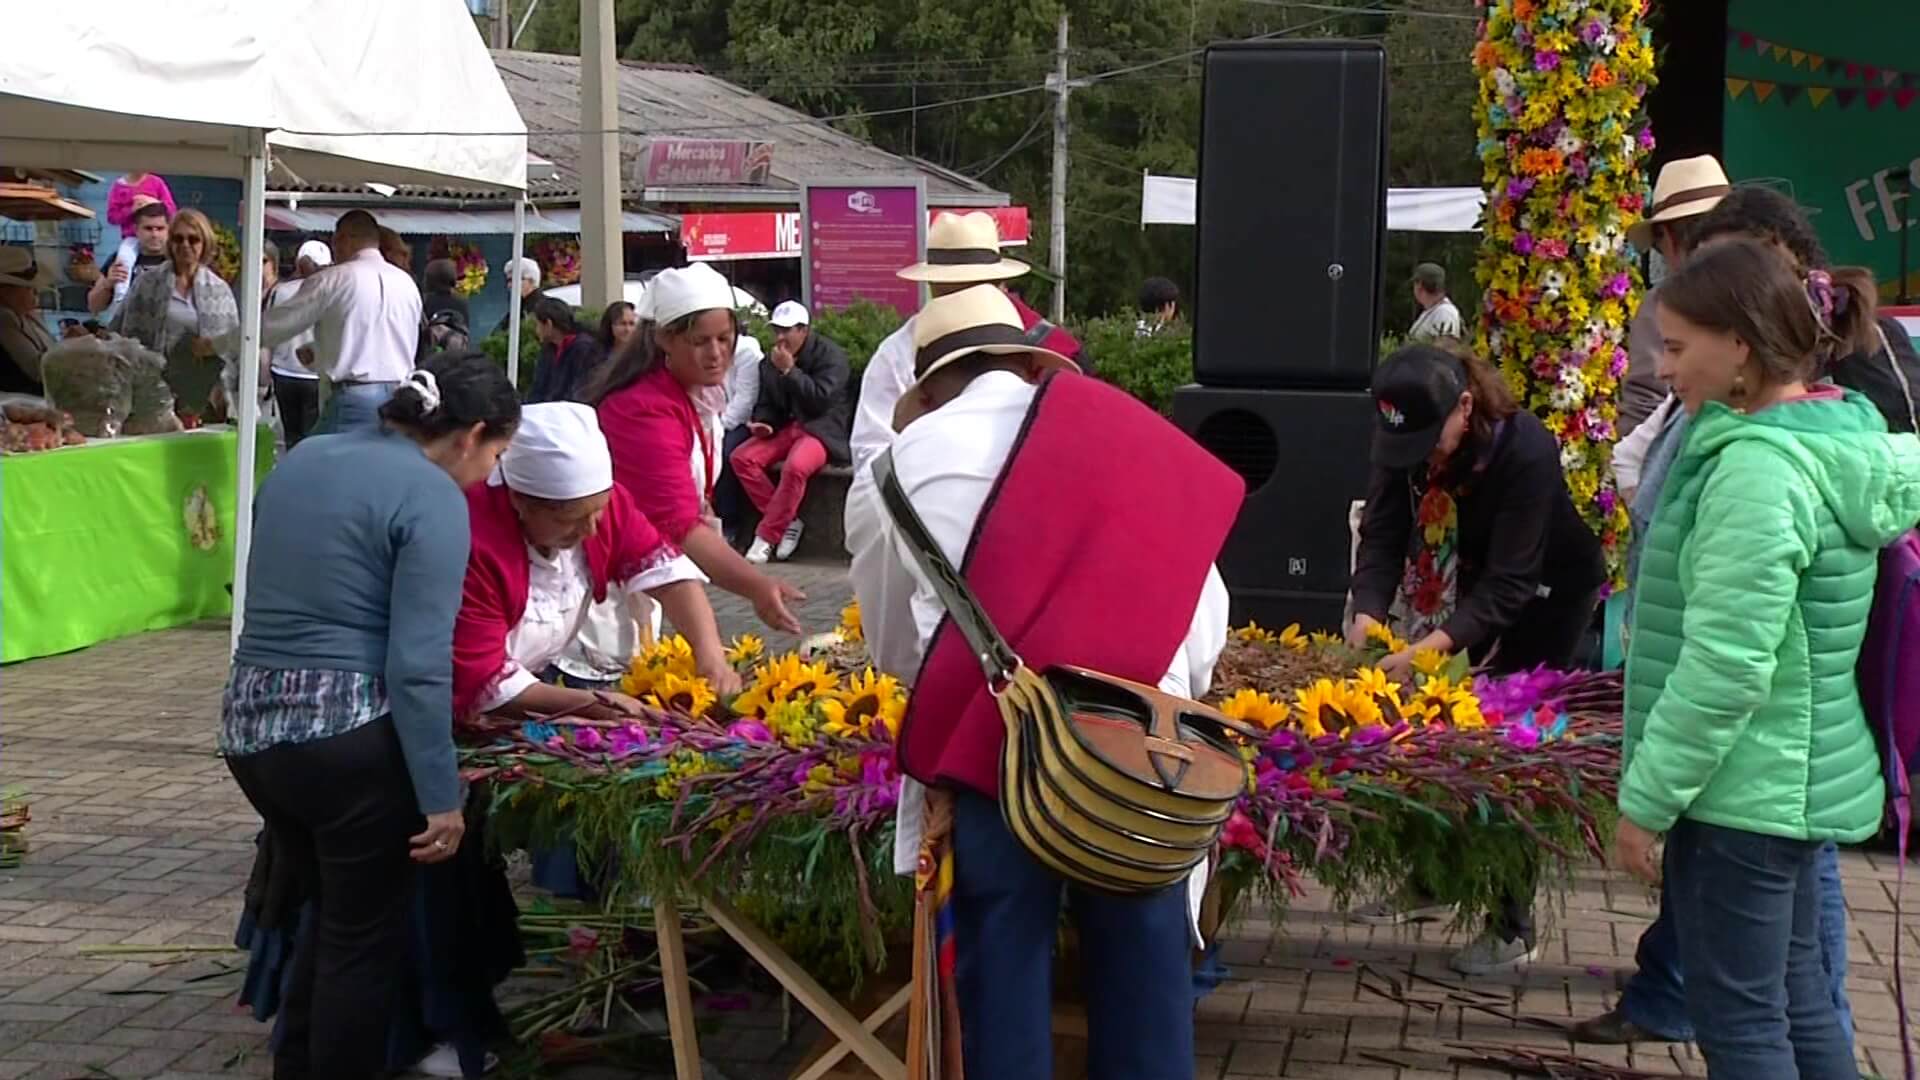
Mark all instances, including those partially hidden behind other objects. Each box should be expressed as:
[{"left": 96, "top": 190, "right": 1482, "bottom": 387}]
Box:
[{"left": 169, "top": 235, "right": 206, "bottom": 249}]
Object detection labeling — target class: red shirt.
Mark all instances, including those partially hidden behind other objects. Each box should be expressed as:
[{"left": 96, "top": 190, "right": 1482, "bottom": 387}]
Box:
[{"left": 597, "top": 364, "right": 711, "bottom": 545}]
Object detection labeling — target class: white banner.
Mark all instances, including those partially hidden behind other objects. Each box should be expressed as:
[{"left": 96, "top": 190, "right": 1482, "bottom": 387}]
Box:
[{"left": 1141, "top": 173, "right": 1485, "bottom": 234}]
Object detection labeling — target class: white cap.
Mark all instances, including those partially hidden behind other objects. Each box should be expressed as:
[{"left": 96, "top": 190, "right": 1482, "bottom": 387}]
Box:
[
  {"left": 769, "top": 300, "right": 810, "bottom": 328},
  {"left": 494, "top": 403, "right": 614, "bottom": 502},
  {"left": 646, "top": 263, "right": 738, "bottom": 327},
  {"left": 296, "top": 240, "right": 333, "bottom": 268},
  {"left": 505, "top": 256, "right": 541, "bottom": 284}
]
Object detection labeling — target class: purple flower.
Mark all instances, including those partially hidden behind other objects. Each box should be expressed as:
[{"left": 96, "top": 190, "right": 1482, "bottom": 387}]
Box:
[
  {"left": 1638, "top": 127, "right": 1657, "bottom": 151},
  {"left": 574, "top": 727, "right": 606, "bottom": 752},
  {"left": 609, "top": 723, "right": 649, "bottom": 758},
  {"left": 1506, "top": 176, "right": 1536, "bottom": 201},
  {"left": 1533, "top": 50, "right": 1561, "bottom": 72},
  {"left": 1503, "top": 723, "right": 1542, "bottom": 750},
  {"left": 1604, "top": 273, "right": 1632, "bottom": 299},
  {"left": 1580, "top": 20, "right": 1609, "bottom": 45},
  {"left": 1513, "top": 232, "right": 1535, "bottom": 256},
  {"left": 1349, "top": 725, "right": 1391, "bottom": 747},
  {"left": 1609, "top": 347, "right": 1630, "bottom": 378},
  {"left": 727, "top": 718, "right": 773, "bottom": 744},
  {"left": 1266, "top": 729, "right": 1303, "bottom": 753},
  {"left": 1596, "top": 488, "right": 1618, "bottom": 514},
  {"left": 1567, "top": 154, "right": 1590, "bottom": 180}
]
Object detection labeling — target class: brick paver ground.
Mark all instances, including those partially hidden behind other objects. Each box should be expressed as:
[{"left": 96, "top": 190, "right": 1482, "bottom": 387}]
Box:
[{"left": 1, "top": 557, "right": 1913, "bottom": 1078}]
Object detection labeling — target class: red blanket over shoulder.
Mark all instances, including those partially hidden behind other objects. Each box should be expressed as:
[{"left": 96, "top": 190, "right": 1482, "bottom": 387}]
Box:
[
  {"left": 452, "top": 482, "right": 678, "bottom": 716},
  {"left": 597, "top": 364, "right": 705, "bottom": 545},
  {"left": 897, "top": 371, "right": 1244, "bottom": 796}
]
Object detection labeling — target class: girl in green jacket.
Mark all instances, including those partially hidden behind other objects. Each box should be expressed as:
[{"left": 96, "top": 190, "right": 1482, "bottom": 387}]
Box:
[{"left": 1620, "top": 237, "right": 1920, "bottom": 1079}]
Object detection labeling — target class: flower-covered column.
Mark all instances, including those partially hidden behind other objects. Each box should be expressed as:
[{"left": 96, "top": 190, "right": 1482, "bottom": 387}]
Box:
[{"left": 1472, "top": 0, "right": 1656, "bottom": 588}]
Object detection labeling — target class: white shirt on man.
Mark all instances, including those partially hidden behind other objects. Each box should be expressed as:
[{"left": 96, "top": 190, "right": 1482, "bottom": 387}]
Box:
[
  {"left": 847, "top": 317, "right": 919, "bottom": 473},
  {"left": 1408, "top": 297, "right": 1462, "bottom": 341},
  {"left": 222, "top": 247, "right": 421, "bottom": 384},
  {"left": 843, "top": 369, "right": 1229, "bottom": 942},
  {"left": 264, "top": 278, "right": 320, "bottom": 381}
]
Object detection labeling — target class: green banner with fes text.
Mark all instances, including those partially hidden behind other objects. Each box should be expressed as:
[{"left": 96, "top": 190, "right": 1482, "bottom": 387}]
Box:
[{"left": 1723, "top": 0, "right": 1920, "bottom": 299}]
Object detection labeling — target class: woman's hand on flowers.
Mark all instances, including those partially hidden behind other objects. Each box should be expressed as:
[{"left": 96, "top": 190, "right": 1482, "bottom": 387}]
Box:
[
  {"left": 1346, "top": 612, "right": 1382, "bottom": 650},
  {"left": 698, "top": 654, "right": 744, "bottom": 698},
  {"left": 1614, "top": 818, "right": 1662, "bottom": 885},
  {"left": 753, "top": 576, "right": 805, "bottom": 636},
  {"left": 1378, "top": 648, "right": 1416, "bottom": 685}
]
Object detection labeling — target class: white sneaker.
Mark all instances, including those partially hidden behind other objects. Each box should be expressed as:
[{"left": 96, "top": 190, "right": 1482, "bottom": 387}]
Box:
[
  {"left": 1349, "top": 896, "right": 1454, "bottom": 926},
  {"left": 414, "top": 1043, "right": 498, "bottom": 1077},
  {"left": 1448, "top": 929, "right": 1539, "bottom": 975},
  {"left": 776, "top": 519, "right": 805, "bottom": 561},
  {"left": 745, "top": 537, "right": 773, "bottom": 564}
]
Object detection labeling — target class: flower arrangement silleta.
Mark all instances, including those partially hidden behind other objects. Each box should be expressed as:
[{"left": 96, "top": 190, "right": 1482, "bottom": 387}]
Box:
[
  {"left": 531, "top": 237, "right": 582, "bottom": 288},
  {"left": 210, "top": 222, "right": 242, "bottom": 285},
  {"left": 434, "top": 238, "right": 488, "bottom": 297},
  {"left": 1472, "top": 0, "right": 1657, "bottom": 589},
  {"left": 460, "top": 604, "right": 1622, "bottom": 979}
]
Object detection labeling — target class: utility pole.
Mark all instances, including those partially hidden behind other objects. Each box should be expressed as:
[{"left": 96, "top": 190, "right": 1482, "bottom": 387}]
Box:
[
  {"left": 492, "top": 0, "right": 510, "bottom": 49},
  {"left": 580, "top": 0, "right": 622, "bottom": 309},
  {"left": 1048, "top": 10, "right": 1070, "bottom": 324}
]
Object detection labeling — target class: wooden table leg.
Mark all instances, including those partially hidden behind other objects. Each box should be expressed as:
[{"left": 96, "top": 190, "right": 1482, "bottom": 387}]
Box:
[
  {"left": 701, "top": 895, "right": 908, "bottom": 1080},
  {"left": 791, "top": 984, "right": 913, "bottom": 1080},
  {"left": 655, "top": 897, "right": 702, "bottom": 1080}
]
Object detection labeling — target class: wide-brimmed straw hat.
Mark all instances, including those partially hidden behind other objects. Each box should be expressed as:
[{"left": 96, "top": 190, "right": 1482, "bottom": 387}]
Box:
[
  {"left": 0, "top": 246, "right": 53, "bottom": 289},
  {"left": 896, "top": 212, "right": 1029, "bottom": 284},
  {"left": 1628, "top": 155, "right": 1731, "bottom": 250},
  {"left": 911, "top": 284, "right": 1076, "bottom": 383}
]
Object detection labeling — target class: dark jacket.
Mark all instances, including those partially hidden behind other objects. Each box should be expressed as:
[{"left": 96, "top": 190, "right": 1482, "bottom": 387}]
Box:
[
  {"left": 1826, "top": 314, "right": 1920, "bottom": 435},
  {"left": 752, "top": 330, "right": 854, "bottom": 464},
  {"left": 527, "top": 333, "right": 605, "bottom": 404},
  {"left": 1351, "top": 409, "right": 1606, "bottom": 655},
  {"left": 423, "top": 290, "right": 471, "bottom": 330}
]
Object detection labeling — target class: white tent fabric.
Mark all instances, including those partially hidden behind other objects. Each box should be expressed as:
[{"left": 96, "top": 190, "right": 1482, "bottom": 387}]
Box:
[
  {"left": 1140, "top": 173, "right": 1486, "bottom": 233},
  {"left": 0, "top": 0, "right": 528, "bottom": 651}
]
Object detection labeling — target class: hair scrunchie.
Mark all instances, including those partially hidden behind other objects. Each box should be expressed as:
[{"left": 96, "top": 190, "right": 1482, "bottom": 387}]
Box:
[
  {"left": 405, "top": 369, "right": 443, "bottom": 415},
  {"left": 1803, "top": 269, "right": 1837, "bottom": 334}
]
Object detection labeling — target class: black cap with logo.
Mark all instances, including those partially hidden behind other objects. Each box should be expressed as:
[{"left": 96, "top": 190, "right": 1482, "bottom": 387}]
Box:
[{"left": 1370, "top": 345, "right": 1468, "bottom": 470}]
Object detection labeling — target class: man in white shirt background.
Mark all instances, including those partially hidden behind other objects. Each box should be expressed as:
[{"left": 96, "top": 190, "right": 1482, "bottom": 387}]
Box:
[
  {"left": 265, "top": 240, "right": 332, "bottom": 448},
  {"left": 1407, "top": 262, "right": 1463, "bottom": 341},
  {"left": 846, "top": 211, "right": 1034, "bottom": 474},
  {"left": 210, "top": 209, "right": 421, "bottom": 435}
]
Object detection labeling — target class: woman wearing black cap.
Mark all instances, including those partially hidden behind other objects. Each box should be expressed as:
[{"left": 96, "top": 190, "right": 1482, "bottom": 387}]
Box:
[{"left": 1346, "top": 343, "right": 1606, "bottom": 973}]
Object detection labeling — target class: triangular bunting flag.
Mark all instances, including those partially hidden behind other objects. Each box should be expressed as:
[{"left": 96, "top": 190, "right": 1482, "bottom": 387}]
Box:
[
  {"left": 1755, "top": 38, "right": 1772, "bottom": 55},
  {"left": 1886, "top": 69, "right": 1903, "bottom": 87},
  {"left": 1771, "top": 45, "right": 1790, "bottom": 62},
  {"left": 1898, "top": 88, "right": 1918, "bottom": 110},
  {"left": 1790, "top": 50, "right": 1807, "bottom": 67},
  {"left": 1867, "top": 88, "right": 1888, "bottom": 110},
  {"left": 1754, "top": 81, "right": 1778, "bottom": 104},
  {"left": 1866, "top": 66, "right": 1881, "bottom": 82},
  {"left": 1778, "top": 84, "right": 1803, "bottom": 105},
  {"left": 1727, "top": 78, "right": 1752, "bottom": 99},
  {"left": 1809, "top": 86, "right": 1833, "bottom": 108},
  {"left": 1847, "top": 62, "right": 1862, "bottom": 80},
  {"left": 1837, "top": 88, "right": 1860, "bottom": 108},
  {"left": 1808, "top": 54, "right": 1825, "bottom": 70},
  {"left": 1738, "top": 31, "right": 1756, "bottom": 50}
]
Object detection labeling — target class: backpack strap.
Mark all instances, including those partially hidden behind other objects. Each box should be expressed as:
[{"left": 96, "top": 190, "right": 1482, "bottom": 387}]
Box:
[
  {"left": 1885, "top": 565, "right": 1920, "bottom": 1080},
  {"left": 1873, "top": 322, "right": 1919, "bottom": 435},
  {"left": 1022, "top": 319, "right": 1056, "bottom": 348}
]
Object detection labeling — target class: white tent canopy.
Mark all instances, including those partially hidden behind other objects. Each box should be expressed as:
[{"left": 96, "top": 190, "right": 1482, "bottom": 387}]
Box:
[
  {"left": 1140, "top": 173, "right": 1487, "bottom": 233},
  {"left": 1, "top": 0, "right": 529, "bottom": 649}
]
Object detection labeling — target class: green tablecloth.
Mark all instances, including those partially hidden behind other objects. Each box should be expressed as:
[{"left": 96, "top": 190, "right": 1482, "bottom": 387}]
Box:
[{"left": 2, "top": 426, "right": 272, "bottom": 664}]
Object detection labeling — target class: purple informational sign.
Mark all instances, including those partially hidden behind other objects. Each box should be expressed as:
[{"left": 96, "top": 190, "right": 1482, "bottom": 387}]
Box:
[{"left": 802, "top": 182, "right": 927, "bottom": 317}]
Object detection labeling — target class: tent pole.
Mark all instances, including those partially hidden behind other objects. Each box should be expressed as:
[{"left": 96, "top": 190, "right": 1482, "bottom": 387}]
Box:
[
  {"left": 231, "top": 132, "right": 268, "bottom": 655},
  {"left": 508, "top": 197, "right": 526, "bottom": 387}
]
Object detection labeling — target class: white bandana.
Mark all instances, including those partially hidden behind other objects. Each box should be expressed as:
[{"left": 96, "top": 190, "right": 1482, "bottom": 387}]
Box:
[
  {"left": 646, "top": 263, "right": 738, "bottom": 327},
  {"left": 494, "top": 402, "right": 613, "bottom": 501}
]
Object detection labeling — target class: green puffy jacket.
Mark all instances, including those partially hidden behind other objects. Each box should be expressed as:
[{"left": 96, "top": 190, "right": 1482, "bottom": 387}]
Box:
[{"left": 1622, "top": 390, "right": 1920, "bottom": 842}]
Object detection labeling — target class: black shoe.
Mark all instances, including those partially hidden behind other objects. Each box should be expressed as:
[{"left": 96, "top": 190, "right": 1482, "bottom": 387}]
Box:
[{"left": 1571, "top": 1010, "right": 1682, "bottom": 1044}]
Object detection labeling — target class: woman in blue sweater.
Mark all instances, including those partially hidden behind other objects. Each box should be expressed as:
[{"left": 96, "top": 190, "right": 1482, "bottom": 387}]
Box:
[{"left": 221, "top": 353, "right": 520, "bottom": 1080}]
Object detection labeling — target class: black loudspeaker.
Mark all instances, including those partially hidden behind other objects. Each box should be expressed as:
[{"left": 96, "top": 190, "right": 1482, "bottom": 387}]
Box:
[
  {"left": 1174, "top": 384, "right": 1374, "bottom": 633},
  {"left": 1194, "top": 41, "right": 1388, "bottom": 390}
]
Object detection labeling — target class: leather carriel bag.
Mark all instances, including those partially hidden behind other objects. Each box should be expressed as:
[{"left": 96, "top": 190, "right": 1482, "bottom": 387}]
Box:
[{"left": 876, "top": 452, "right": 1257, "bottom": 894}]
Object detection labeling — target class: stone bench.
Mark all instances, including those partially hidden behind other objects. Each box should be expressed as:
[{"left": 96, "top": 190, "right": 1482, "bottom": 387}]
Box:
[{"left": 734, "top": 462, "right": 855, "bottom": 561}]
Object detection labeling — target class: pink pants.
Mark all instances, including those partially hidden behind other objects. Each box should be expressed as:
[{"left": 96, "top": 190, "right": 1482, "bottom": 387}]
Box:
[{"left": 730, "top": 422, "right": 828, "bottom": 544}]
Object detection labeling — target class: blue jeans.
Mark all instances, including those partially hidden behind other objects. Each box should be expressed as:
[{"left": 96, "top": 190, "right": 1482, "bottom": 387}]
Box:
[
  {"left": 1664, "top": 820, "right": 1857, "bottom": 1080},
  {"left": 315, "top": 381, "right": 399, "bottom": 436},
  {"left": 950, "top": 792, "right": 1193, "bottom": 1080},
  {"left": 1621, "top": 840, "right": 1854, "bottom": 1050}
]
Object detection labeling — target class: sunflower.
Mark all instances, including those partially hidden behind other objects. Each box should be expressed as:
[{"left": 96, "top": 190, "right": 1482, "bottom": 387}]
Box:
[
  {"left": 1339, "top": 680, "right": 1384, "bottom": 728},
  {"left": 1349, "top": 666, "right": 1403, "bottom": 708},
  {"left": 1447, "top": 687, "right": 1488, "bottom": 730},
  {"left": 1235, "top": 622, "right": 1279, "bottom": 645},
  {"left": 1307, "top": 630, "right": 1343, "bottom": 649},
  {"left": 837, "top": 601, "right": 864, "bottom": 643},
  {"left": 765, "top": 654, "right": 841, "bottom": 702},
  {"left": 1276, "top": 623, "right": 1309, "bottom": 652},
  {"left": 1364, "top": 621, "right": 1410, "bottom": 655},
  {"left": 647, "top": 672, "right": 718, "bottom": 718},
  {"left": 821, "top": 668, "right": 908, "bottom": 739},
  {"left": 727, "top": 634, "right": 765, "bottom": 667},
  {"left": 1218, "top": 689, "right": 1289, "bottom": 731},
  {"left": 1396, "top": 696, "right": 1443, "bottom": 727},
  {"left": 1411, "top": 648, "right": 1451, "bottom": 679},
  {"left": 1291, "top": 679, "right": 1348, "bottom": 739}
]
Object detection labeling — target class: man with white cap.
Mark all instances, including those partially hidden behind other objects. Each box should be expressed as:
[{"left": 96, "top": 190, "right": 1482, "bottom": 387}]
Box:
[
  {"left": 265, "top": 239, "right": 334, "bottom": 447},
  {"left": 848, "top": 211, "right": 1083, "bottom": 473},
  {"left": 733, "top": 300, "right": 854, "bottom": 563},
  {"left": 845, "top": 284, "right": 1234, "bottom": 1078},
  {"left": 212, "top": 209, "right": 423, "bottom": 435},
  {"left": 494, "top": 256, "right": 546, "bottom": 336},
  {"left": 452, "top": 401, "right": 739, "bottom": 720}
]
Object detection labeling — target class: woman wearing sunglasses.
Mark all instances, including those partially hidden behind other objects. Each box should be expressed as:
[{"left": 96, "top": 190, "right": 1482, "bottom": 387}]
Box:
[{"left": 110, "top": 207, "right": 241, "bottom": 419}]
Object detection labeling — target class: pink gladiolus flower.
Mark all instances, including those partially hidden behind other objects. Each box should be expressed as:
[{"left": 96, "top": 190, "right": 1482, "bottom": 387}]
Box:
[
  {"left": 574, "top": 727, "right": 606, "bottom": 752},
  {"left": 728, "top": 718, "right": 773, "bottom": 744},
  {"left": 609, "top": 723, "right": 649, "bottom": 758},
  {"left": 1504, "top": 724, "right": 1542, "bottom": 750}
]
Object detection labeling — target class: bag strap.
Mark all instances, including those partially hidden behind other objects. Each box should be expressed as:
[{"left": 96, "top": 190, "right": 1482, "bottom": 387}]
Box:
[
  {"left": 1023, "top": 319, "right": 1056, "bottom": 347},
  {"left": 874, "top": 449, "right": 1024, "bottom": 691}
]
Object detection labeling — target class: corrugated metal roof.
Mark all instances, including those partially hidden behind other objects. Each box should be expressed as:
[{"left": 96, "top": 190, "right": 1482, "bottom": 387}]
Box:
[{"left": 263, "top": 204, "right": 676, "bottom": 235}]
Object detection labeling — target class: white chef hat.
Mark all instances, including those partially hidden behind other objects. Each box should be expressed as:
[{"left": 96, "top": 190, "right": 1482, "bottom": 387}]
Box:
[
  {"left": 495, "top": 403, "right": 613, "bottom": 501},
  {"left": 646, "top": 263, "right": 739, "bottom": 327},
  {"left": 296, "top": 240, "right": 333, "bottom": 267}
]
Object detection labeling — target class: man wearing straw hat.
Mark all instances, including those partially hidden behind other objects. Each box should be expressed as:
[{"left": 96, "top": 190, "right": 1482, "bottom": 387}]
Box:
[
  {"left": 846, "top": 284, "right": 1235, "bottom": 1077},
  {"left": 848, "top": 211, "right": 1083, "bottom": 473},
  {"left": 1617, "top": 154, "right": 1730, "bottom": 437}
]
